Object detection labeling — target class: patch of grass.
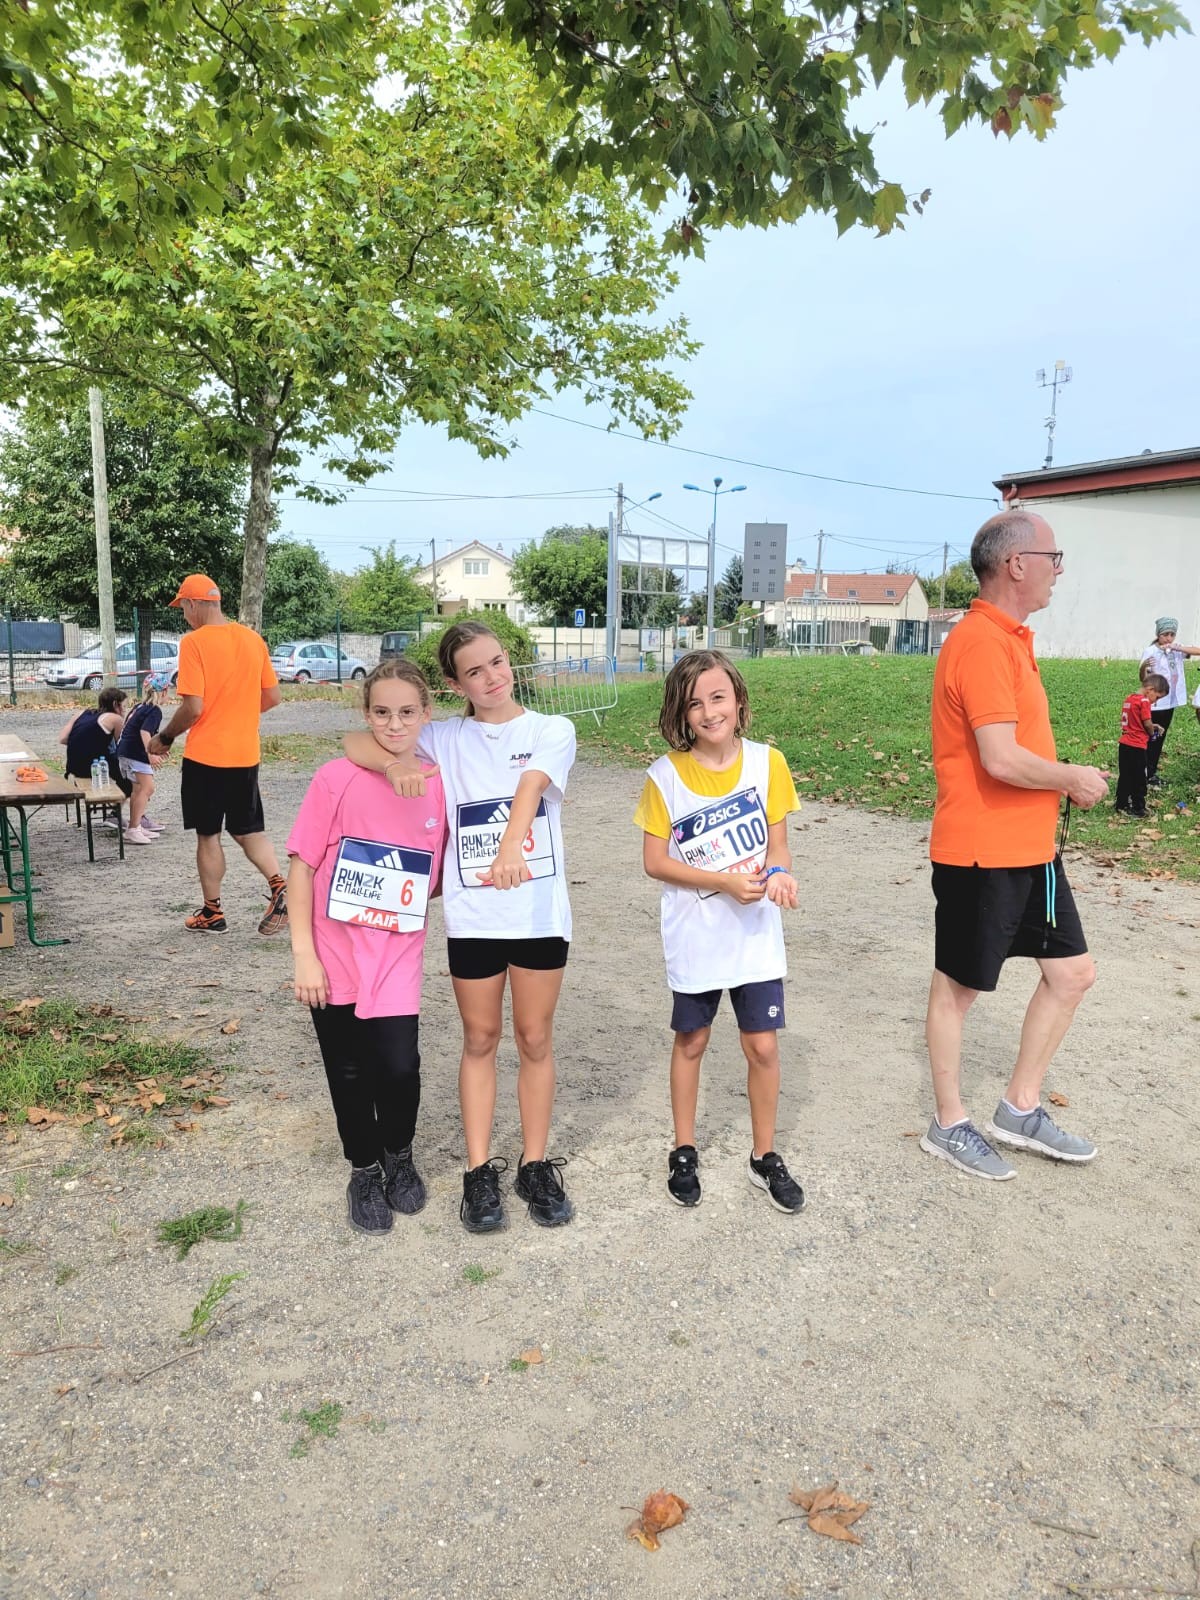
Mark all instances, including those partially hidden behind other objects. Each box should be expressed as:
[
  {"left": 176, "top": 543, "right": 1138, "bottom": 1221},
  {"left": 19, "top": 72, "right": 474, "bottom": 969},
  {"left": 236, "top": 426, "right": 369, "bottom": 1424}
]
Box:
[
  {"left": 11, "top": 1173, "right": 29, "bottom": 1199},
  {"left": 576, "top": 657, "right": 1200, "bottom": 881},
  {"left": 51, "top": 1162, "right": 77, "bottom": 1180},
  {"left": 259, "top": 732, "right": 345, "bottom": 766},
  {"left": 277, "top": 682, "right": 361, "bottom": 704},
  {"left": 54, "top": 1262, "right": 77, "bottom": 1286},
  {"left": 667, "top": 1330, "right": 689, "bottom": 1348},
  {"left": 462, "top": 1263, "right": 501, "bottom": 1285},
  {"left": 181, "top": 1271, "right": 245, "bottom": 1342},
  {"left": 0, "top": 997, "right": 222, "bottom": 1136},
  {"left": 156, "top": 1201, "right": 247, "bottom": 1261},
  {"left": 285, "top": 1400, "right": 344, "bottom": 1458},
  {"left": 508, "top": 1357, "right": 531, "bottom": 1373},
  {"left": 0, "top": 1236, "right": 31, "bottom": 1260}
]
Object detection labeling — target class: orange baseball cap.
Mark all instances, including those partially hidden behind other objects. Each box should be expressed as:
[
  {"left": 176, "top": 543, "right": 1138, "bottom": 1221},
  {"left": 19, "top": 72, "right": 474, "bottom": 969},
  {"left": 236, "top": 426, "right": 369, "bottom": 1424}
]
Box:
[{"left": 169, "top": 574, "right": 221, "bottom": 607}]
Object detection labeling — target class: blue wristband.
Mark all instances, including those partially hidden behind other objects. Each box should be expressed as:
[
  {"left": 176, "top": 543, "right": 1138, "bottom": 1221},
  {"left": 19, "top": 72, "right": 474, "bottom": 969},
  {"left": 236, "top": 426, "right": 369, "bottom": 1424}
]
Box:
[{"left": 761, "top": 865, "right": 788, "bottom": 879}]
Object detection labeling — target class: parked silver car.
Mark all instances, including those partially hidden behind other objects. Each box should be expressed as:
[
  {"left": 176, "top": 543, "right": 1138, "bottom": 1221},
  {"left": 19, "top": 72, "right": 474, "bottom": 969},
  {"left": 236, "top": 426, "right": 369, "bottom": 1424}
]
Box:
[
  {"left": 270, "top": 641, "right": 367, "bottom": 683},
  {"left": 42, "top": 636, "right": 181, "bottom": 690}
]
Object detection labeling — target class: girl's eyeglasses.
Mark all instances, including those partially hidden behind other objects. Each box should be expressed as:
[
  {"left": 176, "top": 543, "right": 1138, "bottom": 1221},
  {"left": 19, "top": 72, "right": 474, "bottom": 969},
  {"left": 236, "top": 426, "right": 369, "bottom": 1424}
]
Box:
[{"left": 368, "top": 706, "right": 424, "bottom": 725}]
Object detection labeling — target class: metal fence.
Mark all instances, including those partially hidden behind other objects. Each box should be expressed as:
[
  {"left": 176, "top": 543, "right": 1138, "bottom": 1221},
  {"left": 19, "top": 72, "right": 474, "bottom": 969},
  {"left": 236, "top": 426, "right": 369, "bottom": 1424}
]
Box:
[
  {"left": 784, "top": 616, "right": 931, "bottom": 655},
  {"left": 511, "top": 655, "right": 617, "bottom": 726}
]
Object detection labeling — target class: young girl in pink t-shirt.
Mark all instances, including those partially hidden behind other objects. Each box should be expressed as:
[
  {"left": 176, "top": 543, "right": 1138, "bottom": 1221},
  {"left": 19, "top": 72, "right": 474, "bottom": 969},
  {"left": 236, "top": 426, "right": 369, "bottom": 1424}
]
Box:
[{"left": 287, "top": 661, "right": 446, "bottom": 1237}]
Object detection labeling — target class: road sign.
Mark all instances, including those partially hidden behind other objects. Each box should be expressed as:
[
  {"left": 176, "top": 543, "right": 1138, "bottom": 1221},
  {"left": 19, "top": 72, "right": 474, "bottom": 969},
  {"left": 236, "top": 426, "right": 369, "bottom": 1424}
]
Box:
[{"left": 573, "top": 608, "right": 586, "bottom": 628}]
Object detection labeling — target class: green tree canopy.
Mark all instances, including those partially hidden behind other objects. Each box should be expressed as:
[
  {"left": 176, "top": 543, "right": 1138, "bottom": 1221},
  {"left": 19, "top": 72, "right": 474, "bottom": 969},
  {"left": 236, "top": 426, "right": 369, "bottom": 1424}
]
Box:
[
  {"left": 0, "top": 15, "right": 693, "bottom": 633},
  {"left": 262, "top": 539, "right": 341, "bottom": 646},
  {"left": 406, "top": 608, "right": 535, "bottom": 698},
  {"left": 0, "top": 390, "right": 244, "bottom": 622},
  {"left": 715, "top": 554, "right": 743, "bottom": 625},
  {"left": 479, "top": 0, "right": 1185, "bottom": 246},
  {"left": 341, "top": 543, "right": 435, "bottom": 633},
  {"left": 510, "top": 533, "right": 608, "bottom": 623},
  {"left": 921, "top": 558, "right": 979, "bottom": 609}
]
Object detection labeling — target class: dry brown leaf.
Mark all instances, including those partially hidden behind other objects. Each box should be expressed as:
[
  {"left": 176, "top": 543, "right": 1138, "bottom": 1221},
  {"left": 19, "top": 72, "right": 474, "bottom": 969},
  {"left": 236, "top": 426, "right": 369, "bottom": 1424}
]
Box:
[
  {"left": 205, "top": 1095, "right": 231, "bottom": 1108},
  {"left": 8, "top": 997, "right": 44, "bottom": 1013},
  {"left": 1048, "top": 1091, "right": 1070, "bottom": 1107},
  {"left": 808, "top": 1511, "right": 864, "bottom": 1545},
  {"left": 172, "top": 1120, "right": 198, "bottom": 1133},
  {"left": 220, "top": 1018, "right": 241, "bottom": 1036},
  {"left": 92, "top": 1101, "right": 110, "bottom": 1118},
  {"left": 93, "top": 1032, "right": 118, "bottom": 1043},
  {"left": 626, "top": 1520, "right": 660, "bottom": 1552},
  {"left": 640, "top": 1490, "right": 689, "bottom": 1534},
  {"left": 0, "top": 1193, "right": 13, "bottom": 1207},
  {"left": 26, "top": 1106, "right": 65, "bottom": 1127},
  {"left": 179, "top": 1076, "right": 199, "bottom": 1090},
  {"left": 519, "top": 1346, "right": 543, "bottom": 1366}
]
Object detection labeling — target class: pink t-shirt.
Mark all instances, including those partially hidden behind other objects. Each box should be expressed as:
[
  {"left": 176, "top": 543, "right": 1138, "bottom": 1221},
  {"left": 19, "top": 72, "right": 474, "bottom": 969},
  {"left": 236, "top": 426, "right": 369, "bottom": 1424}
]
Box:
[{"left": 286, "top": 758, "right": 446, "bottom": 1019}]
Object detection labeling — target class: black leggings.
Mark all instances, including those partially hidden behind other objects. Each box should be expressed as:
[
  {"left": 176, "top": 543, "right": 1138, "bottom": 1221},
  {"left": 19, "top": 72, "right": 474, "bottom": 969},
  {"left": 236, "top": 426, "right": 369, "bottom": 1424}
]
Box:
[
  {"left": 1146, "top": 706, "right": 1174, "bottom": 779},
  {"left": 309, "top": 1005, "right": 420, "bottom": 1168}
]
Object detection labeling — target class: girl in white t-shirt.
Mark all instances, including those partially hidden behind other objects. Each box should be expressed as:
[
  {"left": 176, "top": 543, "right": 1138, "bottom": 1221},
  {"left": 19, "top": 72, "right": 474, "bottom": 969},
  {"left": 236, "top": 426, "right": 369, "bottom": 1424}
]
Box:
[
  {"left": 635, "top": 650, "right": 806, "bottom": 1215},
  {"left": 345, "top": 622, "right": 576, "bottom": 1236},
  {"left": 288, "top": 660, "right": 446, "bottom": 1237},
  {"left": 1140, "top": 616, "right": 1200, "bottom": 784}
]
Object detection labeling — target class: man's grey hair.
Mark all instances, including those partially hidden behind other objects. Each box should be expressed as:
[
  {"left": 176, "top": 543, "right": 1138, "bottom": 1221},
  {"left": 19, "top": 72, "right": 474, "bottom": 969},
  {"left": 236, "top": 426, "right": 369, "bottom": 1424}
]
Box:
[{"left": 970, "top": 509, "right": 1041, "bottom": 581}]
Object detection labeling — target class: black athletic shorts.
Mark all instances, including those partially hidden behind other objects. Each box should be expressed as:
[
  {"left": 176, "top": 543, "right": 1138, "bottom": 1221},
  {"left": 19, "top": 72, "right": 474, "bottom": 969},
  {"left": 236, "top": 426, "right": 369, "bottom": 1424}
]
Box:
[
  {"left": 446, "top": 936, "right": 570, "bottom": 981},
  {"left": 180, "top": 758, "right": 265, "bottom": 837},
  {"left": 932, "top": 858, "right": 1088, "bottom": 992}
]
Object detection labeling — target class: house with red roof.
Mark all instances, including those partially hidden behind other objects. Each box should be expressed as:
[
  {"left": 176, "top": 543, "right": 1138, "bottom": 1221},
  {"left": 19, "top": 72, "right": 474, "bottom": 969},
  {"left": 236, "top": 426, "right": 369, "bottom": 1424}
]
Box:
[{"left": 765, "top": 567, "right": 929, "bottom": 646}]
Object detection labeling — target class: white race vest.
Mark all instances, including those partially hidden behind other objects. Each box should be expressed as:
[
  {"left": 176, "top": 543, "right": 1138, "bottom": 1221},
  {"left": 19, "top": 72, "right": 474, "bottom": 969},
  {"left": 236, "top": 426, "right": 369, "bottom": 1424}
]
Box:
[
  {"left": 648, "top": 740, "right": 787, "bottom": 993},
  {"left": 327, "top": 837, "right": 433, "bottom": 934}
]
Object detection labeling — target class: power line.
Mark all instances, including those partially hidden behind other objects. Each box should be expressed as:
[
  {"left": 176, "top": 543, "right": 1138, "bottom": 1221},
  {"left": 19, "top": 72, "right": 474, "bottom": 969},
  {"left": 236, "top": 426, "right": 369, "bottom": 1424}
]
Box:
[{"left": 530, "top": 406, "right": 996, "bottom": 504}]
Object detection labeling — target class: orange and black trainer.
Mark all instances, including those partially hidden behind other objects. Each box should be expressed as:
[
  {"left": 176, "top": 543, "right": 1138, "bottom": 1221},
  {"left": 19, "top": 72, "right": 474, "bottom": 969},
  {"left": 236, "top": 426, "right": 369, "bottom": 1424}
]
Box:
[
  {"left": 185, "top": 900, "right": 227, "bottom": 933},
  {"left": 257, "top": 878, "right": 288, "bottom": 937}
]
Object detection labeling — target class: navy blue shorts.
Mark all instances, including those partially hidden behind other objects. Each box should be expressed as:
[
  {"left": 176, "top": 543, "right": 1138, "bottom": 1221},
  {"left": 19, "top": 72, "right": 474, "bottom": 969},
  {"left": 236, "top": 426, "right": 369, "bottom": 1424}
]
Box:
[{"left": 670, "top": 979, "right": 786, "bottom": 1035}]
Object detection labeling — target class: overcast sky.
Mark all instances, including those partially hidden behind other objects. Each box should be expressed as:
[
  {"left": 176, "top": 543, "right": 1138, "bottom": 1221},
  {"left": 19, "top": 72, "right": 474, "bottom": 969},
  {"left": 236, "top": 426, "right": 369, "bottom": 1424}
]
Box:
[{"left": 280, "top": 29, "right": 1200, "bottom": 584}]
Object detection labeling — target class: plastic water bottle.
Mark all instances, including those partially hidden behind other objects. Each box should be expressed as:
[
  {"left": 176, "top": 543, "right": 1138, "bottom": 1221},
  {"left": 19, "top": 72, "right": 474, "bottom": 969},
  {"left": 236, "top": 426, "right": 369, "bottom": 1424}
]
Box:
[
  {"left": 96, "top": 757, "right": 109, "bottom": 791},
  {"left": 90, "top": 758, "right": 99, "bottom": 792}
]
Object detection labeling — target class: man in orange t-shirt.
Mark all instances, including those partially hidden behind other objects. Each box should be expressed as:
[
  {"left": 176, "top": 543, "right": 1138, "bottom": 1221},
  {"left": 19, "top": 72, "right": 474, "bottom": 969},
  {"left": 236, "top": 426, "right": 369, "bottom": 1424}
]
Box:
[
  {"left": 149, "top": 575, "right": 287, "bottom": 936},
  {"left": 920, "top": 511, "right": 1108, "bottom": 1181}
]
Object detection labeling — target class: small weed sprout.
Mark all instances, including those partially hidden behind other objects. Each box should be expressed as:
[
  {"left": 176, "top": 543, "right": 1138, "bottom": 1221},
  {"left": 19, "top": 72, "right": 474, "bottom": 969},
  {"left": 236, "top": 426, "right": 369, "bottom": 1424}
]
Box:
[
  {"left": 157, "top": 1201, "right": 247, "bottom": 1261},
  {"left": 182, "top": 1271, "right": 245, "bottom": 1342},
  {"left": 285, "top": 1401, "right": 344, "bottom": 1458}
]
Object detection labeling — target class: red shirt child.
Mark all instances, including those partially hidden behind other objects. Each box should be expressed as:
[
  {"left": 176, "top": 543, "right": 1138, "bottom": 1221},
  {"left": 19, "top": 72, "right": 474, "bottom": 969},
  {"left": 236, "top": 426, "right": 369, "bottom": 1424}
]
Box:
[{"left": 1120, "top": 691, "right": 1153, "bottom": 750}]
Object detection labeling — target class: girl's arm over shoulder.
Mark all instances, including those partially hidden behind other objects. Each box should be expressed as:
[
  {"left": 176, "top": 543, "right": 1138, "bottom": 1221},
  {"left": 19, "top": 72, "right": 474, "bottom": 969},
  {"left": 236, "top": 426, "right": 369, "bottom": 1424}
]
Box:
[{"left": 342, "top": 728, "right": 439, "bottom": 797}]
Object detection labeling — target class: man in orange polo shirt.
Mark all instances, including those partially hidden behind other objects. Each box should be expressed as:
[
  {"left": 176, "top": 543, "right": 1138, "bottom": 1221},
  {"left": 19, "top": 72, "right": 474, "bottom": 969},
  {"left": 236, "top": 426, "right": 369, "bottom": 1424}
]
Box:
[
  {"left": 149, "top": 575, "right": 288, "bottom": 935},
  {"left": 921, "top": 511, "right": 1108, "bottom": 1180}
]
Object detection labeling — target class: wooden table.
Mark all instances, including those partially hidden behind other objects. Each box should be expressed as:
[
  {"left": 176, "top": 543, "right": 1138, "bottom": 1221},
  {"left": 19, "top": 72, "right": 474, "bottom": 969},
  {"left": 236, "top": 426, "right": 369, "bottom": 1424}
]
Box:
[{"left": 0, "top": 733, "right": 126, "bottom": 946}]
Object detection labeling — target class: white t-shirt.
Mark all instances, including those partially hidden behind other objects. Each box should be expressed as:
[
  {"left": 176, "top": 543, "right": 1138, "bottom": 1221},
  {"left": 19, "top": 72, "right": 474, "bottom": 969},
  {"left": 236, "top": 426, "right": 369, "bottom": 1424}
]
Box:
[
  {"left": 419, "top": 710, "right": 576, "bottom": 941},
  {"left": 1141, "top": 644, "right": 1189, "bottom": 711}
]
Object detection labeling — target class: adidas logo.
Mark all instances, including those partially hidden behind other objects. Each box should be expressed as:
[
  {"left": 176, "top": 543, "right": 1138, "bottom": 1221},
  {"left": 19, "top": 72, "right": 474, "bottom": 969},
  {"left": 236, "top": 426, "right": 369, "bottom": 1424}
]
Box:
[
  {"left": 487, "top": 802, "right": 511, "bottom": 825},
  {"left": 378, "top": 848, "right": 409, "bottom": 872}
]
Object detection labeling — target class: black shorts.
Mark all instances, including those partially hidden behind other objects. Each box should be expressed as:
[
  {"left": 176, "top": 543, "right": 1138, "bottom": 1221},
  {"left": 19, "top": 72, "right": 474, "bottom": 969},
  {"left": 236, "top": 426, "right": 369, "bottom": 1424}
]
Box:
[
  {"left": 181, "top": 758, "right": 265, "bottom": 837},
  {"left": 932, "top": 859, "right": 1088, "bottom": 992},
  {"left": 670, "top": 979, "right": 786, "bottom": 1034},
  {"left": 446, "top": 936, "right": 570, "bottom": 981}
]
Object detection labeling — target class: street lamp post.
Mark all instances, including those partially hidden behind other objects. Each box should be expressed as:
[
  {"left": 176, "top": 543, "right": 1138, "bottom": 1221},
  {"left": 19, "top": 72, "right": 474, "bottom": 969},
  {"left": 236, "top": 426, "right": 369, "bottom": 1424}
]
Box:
[{"left": 683, "top": 477, "right": 747, "bottom": 648}]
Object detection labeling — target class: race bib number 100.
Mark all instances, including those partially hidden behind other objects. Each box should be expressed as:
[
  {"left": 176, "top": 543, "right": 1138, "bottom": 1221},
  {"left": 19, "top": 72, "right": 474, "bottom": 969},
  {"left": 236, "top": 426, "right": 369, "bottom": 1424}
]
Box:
[
  {"left": 457, "top": 797, "right": 556, "bottom": 887},
  {"left": 671, "top": 787, "right": 768, "bottom": 900},
  {"left": 327, "top": 837, "right": 433, "bottom": 933}
]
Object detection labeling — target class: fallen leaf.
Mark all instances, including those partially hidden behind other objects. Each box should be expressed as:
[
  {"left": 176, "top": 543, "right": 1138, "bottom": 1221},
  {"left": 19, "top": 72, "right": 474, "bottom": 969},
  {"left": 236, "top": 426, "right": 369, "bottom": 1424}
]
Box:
[
  {"left": 640, "top": 1490, "right": 689, "bottom": 1534},
  {"left": 93, "top": 1032, "right": 118, "bottom": 1043},
  {"left": 0, "top": 1193, "right": 13, "bottom": 1207},
  {"left": 26, "top": 1106, "right": 65, "bottom": 1126},
  {"left": 900, "top": 1130, "right": 921, "bottom": 1138},
  {"left": 172, "top": 1120, "right": 198, "bottom": 1133},
  {"left": 8, "top": 997, "right": 44, "bottom": 1013},
  {"left": 519, "top": 1346, "right": 544, "bottom": 1366},
  {"left": 220, "top": 1018, "right": 241, "bottom": 1035},
  {"left": 1048, "top": 1091, "right": 1070, "bottom": 1107},
  {"left": 626, "top": 1521, "right": 660, "bottom": 1552},
  {"left": 179, "top": 1076, "right": 199, "bottom": 1090},
  {"left": 808, "top": 1511, "right": 864, "bottom": 1544},
  {"left": 205, "top": 1095, "right": 231, "bottom": 1108}
]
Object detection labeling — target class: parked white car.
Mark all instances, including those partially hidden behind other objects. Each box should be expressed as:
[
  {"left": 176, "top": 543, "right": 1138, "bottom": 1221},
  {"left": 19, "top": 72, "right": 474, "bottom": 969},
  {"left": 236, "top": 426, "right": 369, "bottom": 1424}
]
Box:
[
  {"left": 42, "top": 637, "right": 182, "bottom": 690},
  {"left": 270, "top": 641, "right": 367, "bottom": 683}
]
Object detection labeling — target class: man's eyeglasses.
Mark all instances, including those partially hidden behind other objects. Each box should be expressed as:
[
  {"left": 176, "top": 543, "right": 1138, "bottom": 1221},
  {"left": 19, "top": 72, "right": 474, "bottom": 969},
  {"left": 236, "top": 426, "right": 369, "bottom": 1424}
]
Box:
[
  {"left": 368, "top": 706, "right": 424, "bottom": 725},
  {"left": 1013, "top": 549, "right": 1064, "bottom": 571}
]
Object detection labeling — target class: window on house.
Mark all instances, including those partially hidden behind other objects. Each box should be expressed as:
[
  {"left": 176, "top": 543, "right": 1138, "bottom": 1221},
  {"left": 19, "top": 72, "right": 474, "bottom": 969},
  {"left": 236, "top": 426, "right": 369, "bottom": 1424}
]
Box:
[
  {"left": 464, "top": 558, "right": 490, "bottom": 576},
  {"left": 885, "top": 587, "right": 896, "bottom": 598},
  {"left": 847, "top": 588, "right": 858, "bottom": 598}
]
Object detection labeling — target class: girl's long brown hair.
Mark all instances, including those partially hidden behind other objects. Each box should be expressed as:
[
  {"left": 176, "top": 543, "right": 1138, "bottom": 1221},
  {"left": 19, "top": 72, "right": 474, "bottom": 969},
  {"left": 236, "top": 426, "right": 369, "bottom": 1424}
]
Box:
[
  {"left": 658, "top": 649, "right": 751, "bottom": 752},
  {"left": 436, "top": 621, "right": 503, "bottom": 718}
]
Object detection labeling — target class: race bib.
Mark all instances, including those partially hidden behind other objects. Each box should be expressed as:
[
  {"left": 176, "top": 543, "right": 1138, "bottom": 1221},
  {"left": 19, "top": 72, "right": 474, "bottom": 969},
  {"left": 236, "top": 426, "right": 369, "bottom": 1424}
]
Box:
[
  {"left": 671, "top": 787, "right": 768, "bottom": 900},
  {"left": 456, "top": 797, "right": 556, "bottom": 887},
  {"left": 327, "top": 837, "right": 432, "bottom": 933}
]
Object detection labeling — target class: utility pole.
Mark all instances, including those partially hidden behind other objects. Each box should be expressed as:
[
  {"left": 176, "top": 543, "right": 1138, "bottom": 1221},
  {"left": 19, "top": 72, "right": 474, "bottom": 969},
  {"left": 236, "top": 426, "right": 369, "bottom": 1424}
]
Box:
[
  {"left": 810, "top": 528, "right": 825, "bottom": 653},
  {"left": 87, "top": 388, "right": 117, "bottom": 685},
  {"left": 605, "top": 482, "right": 623, "bottom": 664},
  {"left": 429, "top": 538, "right": 438, "bottom": 621},
  {"left": 938, "top": 541, "right": 949, "bottom": 609},
  {"left": 1036, "top": 360, "right": 1072, "bottom": 470}
]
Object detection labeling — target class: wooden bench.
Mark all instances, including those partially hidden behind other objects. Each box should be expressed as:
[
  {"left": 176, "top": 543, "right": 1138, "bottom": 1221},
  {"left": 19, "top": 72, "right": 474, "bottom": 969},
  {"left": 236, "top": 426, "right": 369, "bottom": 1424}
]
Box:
[{"left": 69, "top": 777, "right": 127, "bottom": 861}]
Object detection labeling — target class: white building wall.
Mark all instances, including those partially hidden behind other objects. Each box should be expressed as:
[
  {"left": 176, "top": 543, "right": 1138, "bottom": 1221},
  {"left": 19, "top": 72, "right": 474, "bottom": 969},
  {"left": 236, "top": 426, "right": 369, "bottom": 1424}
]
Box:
[{"left": 1015, "top": 485, "right": 1200, "bottom": 657}]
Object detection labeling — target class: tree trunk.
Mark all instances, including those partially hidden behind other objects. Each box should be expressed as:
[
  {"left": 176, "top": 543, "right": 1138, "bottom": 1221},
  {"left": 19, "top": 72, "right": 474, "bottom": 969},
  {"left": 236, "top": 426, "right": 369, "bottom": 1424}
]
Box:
[{"left": 238, "top": 438, "right": 274, "bottom": 633}]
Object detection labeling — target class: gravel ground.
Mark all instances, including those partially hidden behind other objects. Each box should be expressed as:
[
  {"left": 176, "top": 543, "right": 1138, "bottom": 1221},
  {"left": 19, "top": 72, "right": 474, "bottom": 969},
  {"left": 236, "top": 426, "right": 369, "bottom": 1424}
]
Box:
[{"left": 1, "top": 702, "right": 1199, "bottom": 1600}]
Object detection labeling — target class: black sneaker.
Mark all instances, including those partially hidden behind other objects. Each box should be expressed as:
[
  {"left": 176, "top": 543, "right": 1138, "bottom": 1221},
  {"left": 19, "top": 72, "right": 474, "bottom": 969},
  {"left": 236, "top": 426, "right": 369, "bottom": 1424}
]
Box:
[
  {"left": 514, "top": 1156, "right": 574, "bottom": 1227},
  {"left": 748, "top": 1151, "right": 806, "bottom": 1214},
  {"left": 461, "top": 1159, "right": 508, "bottom": 1234},
  {"left": 383, "top": 1145, "right": 426, "bottom": 1216},
  {"left": 1148, "top": 776, "right": 1164, "bottom": 789},
  {"left": 667, "top": 1144, "right": 701, "bottom": 1207},
  {"left": 346, "top": 1163, "right": 393, "bottom": 1235}
]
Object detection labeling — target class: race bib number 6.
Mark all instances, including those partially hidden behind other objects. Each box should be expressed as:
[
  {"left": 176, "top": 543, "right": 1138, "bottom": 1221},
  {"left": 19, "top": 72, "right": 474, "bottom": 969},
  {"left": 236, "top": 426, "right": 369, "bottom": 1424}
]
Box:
[
  {"left": 671, "top": 787, "right": 768, "bottom": 900},
  {"left": 457, "top": 797, "right": 556, "bottom": 887},
  {"left": 327, "top": 837, "right": 433, "bottom": 933}
]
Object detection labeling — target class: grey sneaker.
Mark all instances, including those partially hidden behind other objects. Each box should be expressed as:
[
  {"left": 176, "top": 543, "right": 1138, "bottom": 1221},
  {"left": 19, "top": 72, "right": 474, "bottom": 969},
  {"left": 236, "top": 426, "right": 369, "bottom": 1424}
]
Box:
[
  {"left": 919, "top": 1117, "right": 1016, "bottom": 1181},
  {"left": 346, "top": 1163, "right": 393, "bottom": 1235},
  {"left": 985, "top": 1102, "right": 1097, "bottom": 1163},
  {"left": 383, "top": 1144, "right": 427, "bottom": 1215}
]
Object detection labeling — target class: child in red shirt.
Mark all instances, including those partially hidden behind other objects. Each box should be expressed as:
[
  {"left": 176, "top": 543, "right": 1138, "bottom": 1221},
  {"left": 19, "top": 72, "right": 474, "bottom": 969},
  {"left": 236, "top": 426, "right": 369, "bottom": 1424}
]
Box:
[{"left": 1117, "top": 671, "right": 1168, "bottom": 817}]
